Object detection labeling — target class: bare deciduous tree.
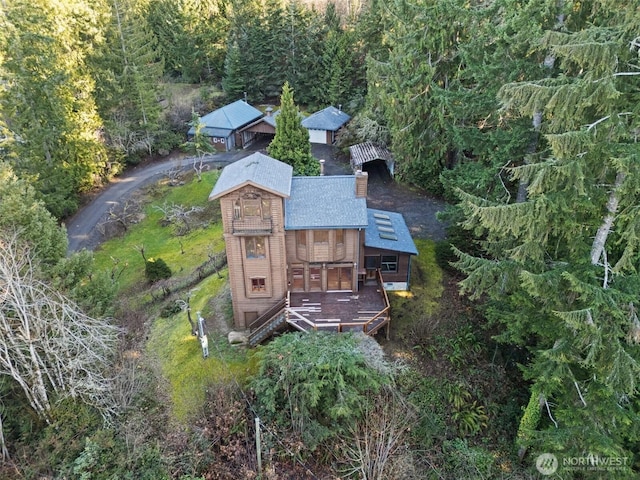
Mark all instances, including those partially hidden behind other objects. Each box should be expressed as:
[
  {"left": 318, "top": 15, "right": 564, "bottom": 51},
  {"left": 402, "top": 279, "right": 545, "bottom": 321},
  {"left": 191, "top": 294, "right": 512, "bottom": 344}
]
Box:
[
  {"left": 154, "top": 201, "right": 204, "bottom": 235},
  {"left": 0, "top": 232, "right": 121, "bottom": 433},
  {"left": 176, "top": 289, "right": 199, "bottom": 336},
  {"left": 342, "top": 386, "right": 416, "bottom": 480},
  {"left": 98, "top": 198, "right": 142, "bottom": 237},
  {"left": 192, "top": 156, "right": 210, "bottom": 182},
  {"left": 164, "top": 163, "right": 184, "bottom": 186}
]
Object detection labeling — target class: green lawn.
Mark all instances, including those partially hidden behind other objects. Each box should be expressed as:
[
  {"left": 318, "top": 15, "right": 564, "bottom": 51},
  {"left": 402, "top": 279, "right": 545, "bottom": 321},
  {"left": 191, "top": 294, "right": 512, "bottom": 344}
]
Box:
[
  {"left": 146, "top": 273, "right": 254, "bottom": 422},
  {"left": 93, "top": 170, "right": 225, "bottom": 294}
]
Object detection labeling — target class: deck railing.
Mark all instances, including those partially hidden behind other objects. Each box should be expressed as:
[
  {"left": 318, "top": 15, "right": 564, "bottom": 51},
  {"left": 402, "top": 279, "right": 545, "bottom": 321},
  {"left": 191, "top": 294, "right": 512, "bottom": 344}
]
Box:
[
  {"left": 232, "top": 217, "right": 272, "bottom": 235},
  {"left": 286, "top": 269, "right": 391, "bottom": 338},
  {"left": 248, "top": 270, "right": 393, "bottom": 346},
  {"left": 248, "top": 296, "right": 287, "bottom": 331}
]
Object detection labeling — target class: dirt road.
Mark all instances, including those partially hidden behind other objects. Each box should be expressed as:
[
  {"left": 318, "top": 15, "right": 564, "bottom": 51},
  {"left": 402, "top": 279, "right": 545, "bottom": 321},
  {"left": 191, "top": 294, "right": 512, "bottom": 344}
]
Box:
[{"left": 65, "top": 149, "right": 255, "bottom": 253}]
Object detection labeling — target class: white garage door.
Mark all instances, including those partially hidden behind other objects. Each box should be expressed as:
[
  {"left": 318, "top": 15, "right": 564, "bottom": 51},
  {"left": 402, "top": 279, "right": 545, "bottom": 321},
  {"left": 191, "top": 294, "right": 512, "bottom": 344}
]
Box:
[{"left": 308, "top": 129, "right": 327, "bottom": 144}]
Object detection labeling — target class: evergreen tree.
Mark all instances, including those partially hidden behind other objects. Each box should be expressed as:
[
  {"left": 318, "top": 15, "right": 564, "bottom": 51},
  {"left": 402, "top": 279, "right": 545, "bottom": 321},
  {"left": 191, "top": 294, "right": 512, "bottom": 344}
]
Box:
[
  {"left": 0, "top": 162, "right": 67, "bottom": 268},
  {"left": 454, "top": 1, "right": 640, "bottom": 475},
  {"left": 182, "top": 111, "right": 215, "bottom": 160},
  {"left": 267, "top": 82, "right": 318, "bottom": 176},
  {"left": 315, "top": 5, "right": 366, "bottom": 108},
  {"left": 146, "top": 0, "right": 229, "bottom": 82},
  {"left": 281, "top": 1, "right": 325, "bottom": 106},
  {"left": 221, "top": 38, "right": 245, "bottom": 99},
  {"left": 0, "top": 0, "right": 112, "bottom": 217},
  {"left": 94, "top": 0, "right": 164, "bottom": 161}
]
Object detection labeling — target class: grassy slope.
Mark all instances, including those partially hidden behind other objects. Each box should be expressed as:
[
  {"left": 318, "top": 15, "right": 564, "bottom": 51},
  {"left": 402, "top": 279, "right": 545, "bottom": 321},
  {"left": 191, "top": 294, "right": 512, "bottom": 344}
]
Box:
[
  {"left": 146, "top": 273, "right": 253, "bottom": 422},
  {"left": 93, "top": 170, "right": 225, "bottom": 294},
  {"left": 93, "top": 170, "right": 255, "bottom": 422}
]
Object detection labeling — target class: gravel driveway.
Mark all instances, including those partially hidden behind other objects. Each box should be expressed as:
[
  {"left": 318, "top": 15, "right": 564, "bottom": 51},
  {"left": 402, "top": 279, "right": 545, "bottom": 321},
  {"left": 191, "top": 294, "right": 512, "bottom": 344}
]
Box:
[
  {"left": 312, "top": 143, "right": 448, "bottom": 241},
  {"left": 66, "top": 142, "right": 447, "bottom": 254}
]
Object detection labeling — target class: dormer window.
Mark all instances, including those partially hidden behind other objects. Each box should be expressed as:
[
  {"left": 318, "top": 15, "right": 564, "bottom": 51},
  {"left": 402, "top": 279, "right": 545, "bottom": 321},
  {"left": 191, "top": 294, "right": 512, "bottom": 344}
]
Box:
[
  {"left": 261, "top": 199, "right": 271, "bottom": 219},
  {"left": 314, "top": 230, "right": 329, "bottom": 244},
  {"left": 244, "top": 200, "right": 260, "bottom": 217}
]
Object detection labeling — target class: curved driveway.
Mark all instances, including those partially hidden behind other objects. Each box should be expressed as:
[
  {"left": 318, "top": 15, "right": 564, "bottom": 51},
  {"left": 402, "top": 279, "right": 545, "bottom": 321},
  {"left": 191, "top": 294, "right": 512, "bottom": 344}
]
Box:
[
  {"left": 66, "top": 149, "right": 255, "bottom": 253},
  {"left": 66, "top": 143, "right": 447, "bottom": 253}
]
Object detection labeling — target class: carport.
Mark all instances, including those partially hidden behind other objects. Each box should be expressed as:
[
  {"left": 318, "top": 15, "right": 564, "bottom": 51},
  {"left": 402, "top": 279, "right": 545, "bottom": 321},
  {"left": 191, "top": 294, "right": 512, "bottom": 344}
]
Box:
[{"left": 349, "top": 142, "right": 395, "bottom": 178}]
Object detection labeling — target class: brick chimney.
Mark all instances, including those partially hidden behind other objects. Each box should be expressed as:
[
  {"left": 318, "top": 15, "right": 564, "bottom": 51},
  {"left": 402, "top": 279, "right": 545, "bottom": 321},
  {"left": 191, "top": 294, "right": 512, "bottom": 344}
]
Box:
[{"left": 355, "top": 170, "right": 368, "bottom": 198}]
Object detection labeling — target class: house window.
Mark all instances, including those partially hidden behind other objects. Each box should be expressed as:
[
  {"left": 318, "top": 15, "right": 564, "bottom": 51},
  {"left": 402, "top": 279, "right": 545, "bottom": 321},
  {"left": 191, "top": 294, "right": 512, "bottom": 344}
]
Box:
[
  {"left": 246, "top": 237, "right": 266, "bottom": 259},
  {"left": 251, "top": 277, "right": 266, "bottom": 292},
  {"left": 243, "top": 200, "right": 260, "bottom": 217},
  {"left": 335, "top": 229, "right": 344, "bottom": 245},
  {"left": 296, "top": 230, "right": 306, "bottom": 246},
  {"left": 314, "top": 230, "right": 329, "bottom": 244},
  {"left": 261, "top": 199, "right": 271, "bottom": 219},
  {"left": 381, "top": 255, "right": 398, "bottom": 273}
]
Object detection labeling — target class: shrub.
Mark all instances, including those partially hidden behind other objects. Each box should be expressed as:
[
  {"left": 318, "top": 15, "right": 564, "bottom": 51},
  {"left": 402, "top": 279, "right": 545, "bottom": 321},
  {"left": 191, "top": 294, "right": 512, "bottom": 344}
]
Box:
[
  {"left": 250, "top": 332, "right": 390, "bottom": 451},
  {"left": 73, "top": 429, "right": 170, "bottom": 480},
  {"left": 17, "top": 399, "right": 102, "bottom": 478},
  {"left": 145, "top": 257, "right": 172, "bottom": 283},
  {"left": 434, "top": 240, "right": 457, "bottom": 271}
]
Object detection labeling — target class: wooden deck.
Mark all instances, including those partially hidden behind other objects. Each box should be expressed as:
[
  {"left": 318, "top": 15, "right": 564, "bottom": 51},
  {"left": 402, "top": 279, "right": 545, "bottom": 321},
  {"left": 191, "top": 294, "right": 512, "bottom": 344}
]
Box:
[{"left": 287, "top": 281, "right": 390, "bottom": 337}]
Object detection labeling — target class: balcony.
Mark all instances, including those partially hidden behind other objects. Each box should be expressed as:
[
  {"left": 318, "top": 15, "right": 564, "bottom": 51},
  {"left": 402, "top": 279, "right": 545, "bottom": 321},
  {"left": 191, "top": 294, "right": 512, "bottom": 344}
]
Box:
[{"left": 232, "top": 217, "right": 272, "bottom": 235}]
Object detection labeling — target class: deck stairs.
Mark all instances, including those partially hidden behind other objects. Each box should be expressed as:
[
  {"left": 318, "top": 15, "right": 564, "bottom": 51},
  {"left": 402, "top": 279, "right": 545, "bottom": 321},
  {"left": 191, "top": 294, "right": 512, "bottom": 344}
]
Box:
[{"left": 247, "top": 297, "right": 288, "bottom": 347}]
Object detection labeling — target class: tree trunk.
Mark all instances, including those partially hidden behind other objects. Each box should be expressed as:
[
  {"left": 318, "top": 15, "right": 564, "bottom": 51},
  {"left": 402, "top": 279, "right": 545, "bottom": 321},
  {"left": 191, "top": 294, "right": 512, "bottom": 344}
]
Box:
[{"left": 591, "top": 172, "right": 625, "bottom": 266}]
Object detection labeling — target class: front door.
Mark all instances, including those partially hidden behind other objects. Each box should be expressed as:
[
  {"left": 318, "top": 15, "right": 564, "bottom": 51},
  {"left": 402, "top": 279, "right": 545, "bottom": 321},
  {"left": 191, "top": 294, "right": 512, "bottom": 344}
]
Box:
[
  {"left": 309, "top": 266, "right": 322, "bottom": 291},
  {"left": 327, "top": 266, "right": 352, "bottom": 291},
  {"left": 364, "top": 255, "right": 379, "bottom": 284}
]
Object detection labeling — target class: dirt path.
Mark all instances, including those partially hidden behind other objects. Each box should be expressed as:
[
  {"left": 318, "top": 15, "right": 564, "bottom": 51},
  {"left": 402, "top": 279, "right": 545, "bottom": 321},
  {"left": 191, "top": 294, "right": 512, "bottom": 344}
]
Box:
[{"left": 66, "top": 143, "right": 448, "bottom": 254}]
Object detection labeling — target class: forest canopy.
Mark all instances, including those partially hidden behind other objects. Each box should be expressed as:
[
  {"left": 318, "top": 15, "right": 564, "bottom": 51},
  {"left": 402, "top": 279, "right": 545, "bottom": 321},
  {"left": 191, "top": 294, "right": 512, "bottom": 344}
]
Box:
[{"left": 1, "top": 0, "right": 639, "bottom": 478}]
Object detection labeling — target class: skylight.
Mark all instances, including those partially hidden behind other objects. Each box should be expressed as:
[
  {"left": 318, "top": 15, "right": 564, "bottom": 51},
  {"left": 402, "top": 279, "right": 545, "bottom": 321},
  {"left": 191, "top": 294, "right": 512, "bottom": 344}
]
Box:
[{"left": 379, "top": 232, "right": 398, "bottom": 241}]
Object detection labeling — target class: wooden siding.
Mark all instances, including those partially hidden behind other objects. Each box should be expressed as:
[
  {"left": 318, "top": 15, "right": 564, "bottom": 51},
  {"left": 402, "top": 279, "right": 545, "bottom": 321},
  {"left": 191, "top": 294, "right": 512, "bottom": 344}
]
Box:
[
  {"left": 209, "top": 136, "right": 230, "bottom": 152},
  {"left": 285, "top": 228, "right": 361, "bottom": 292},
  {"left": 285, "top": 229, "right": 360, "bottom": 264},
  {"left": 218, "top": 185, "right": 288, "bottom": 329},
  {"left": 362, "top": 246, "right": 412, "bottom": 285}
]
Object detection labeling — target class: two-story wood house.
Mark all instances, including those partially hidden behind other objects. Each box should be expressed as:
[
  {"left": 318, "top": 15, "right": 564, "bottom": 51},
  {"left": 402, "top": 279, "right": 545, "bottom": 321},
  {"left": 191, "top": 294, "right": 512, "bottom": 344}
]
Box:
[{"left": 209, "top": 152, "right": 417, "bottom": 345}]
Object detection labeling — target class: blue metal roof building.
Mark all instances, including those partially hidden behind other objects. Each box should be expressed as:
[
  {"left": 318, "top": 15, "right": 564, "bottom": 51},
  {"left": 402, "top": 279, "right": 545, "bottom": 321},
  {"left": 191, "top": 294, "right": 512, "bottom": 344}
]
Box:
[
  {"left": 188, "top": 100, "right": 264, "bottom": 151},
  {"left": 301, "top": 106, "right": 351, "bottom": 144}
]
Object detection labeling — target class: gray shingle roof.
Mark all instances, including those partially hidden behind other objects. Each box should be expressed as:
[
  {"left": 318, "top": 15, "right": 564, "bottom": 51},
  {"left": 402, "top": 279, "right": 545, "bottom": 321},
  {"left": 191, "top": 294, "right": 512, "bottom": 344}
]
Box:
[
  {"left": 285, "top": 176, "right": 367, "bottom": 229},
  {"left": 188, "top": 100, "right": 263, "bottom": 136},
  {"left": 209, "top": 152, "right": 292, "bottom": 200},
  {"left": 364, "top": 209, "right": 418, "bottom": 255},
  {"left": 301, "top": 106, "right": 351, "bottom": 131}
]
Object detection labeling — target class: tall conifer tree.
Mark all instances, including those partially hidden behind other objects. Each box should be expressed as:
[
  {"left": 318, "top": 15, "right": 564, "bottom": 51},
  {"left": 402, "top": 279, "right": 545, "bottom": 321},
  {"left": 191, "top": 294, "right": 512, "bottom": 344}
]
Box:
[
  {"left": 267, "top": 82, "right": 318, "bottom": 176},
  {"left": 454, "top": 1, "right": 640, "bottom": 474},
  {"left": 0, "top": 0, "right": 111, "bottom": 217},
  {"left": 94, "top": 0, "right": 164, "bottom": 160}
]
